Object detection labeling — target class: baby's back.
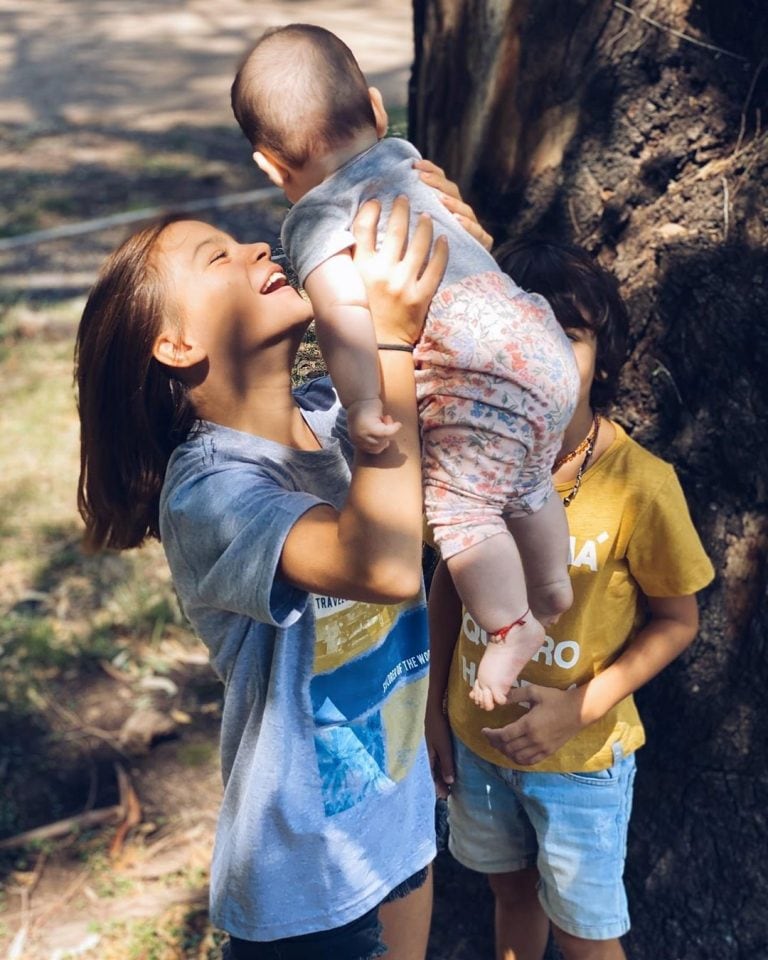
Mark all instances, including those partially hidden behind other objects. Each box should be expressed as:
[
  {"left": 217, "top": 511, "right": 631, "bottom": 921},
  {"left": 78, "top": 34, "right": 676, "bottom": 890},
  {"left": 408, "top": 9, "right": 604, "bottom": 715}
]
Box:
[{"left": 282, "top": 137, "right": 500, "bottom": 290}]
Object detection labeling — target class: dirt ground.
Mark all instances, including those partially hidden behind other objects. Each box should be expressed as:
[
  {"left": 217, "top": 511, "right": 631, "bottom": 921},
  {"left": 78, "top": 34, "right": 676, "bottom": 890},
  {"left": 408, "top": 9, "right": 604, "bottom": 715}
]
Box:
[{"left": 0, "top": 3, "right": 501, "bottom": 958}]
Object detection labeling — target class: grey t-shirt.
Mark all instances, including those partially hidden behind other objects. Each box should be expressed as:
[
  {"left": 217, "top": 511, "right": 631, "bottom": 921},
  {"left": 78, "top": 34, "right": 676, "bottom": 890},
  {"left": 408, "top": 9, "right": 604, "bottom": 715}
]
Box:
[
  {"left": 159, "top": 377, "right": 435, "bottom": 941},
  {"left": 282, "top": 137, "right": 499, "bottom": 288}
]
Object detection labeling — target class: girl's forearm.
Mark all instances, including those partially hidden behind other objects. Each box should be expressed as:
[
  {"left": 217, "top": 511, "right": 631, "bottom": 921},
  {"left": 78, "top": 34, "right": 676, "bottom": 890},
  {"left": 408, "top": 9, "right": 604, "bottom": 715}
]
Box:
[
  {"left": 577, "top": 606, "right": 698, "bottom": 726},
  {"left": 337, "top": 350, "right": 423, "bottom": 598}
]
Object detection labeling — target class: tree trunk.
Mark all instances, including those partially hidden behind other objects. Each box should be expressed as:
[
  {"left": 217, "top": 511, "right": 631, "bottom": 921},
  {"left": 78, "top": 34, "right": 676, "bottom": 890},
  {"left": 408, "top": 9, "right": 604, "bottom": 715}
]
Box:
[{"left": 412, "top": 3, "right": 768, "bottom": 958}]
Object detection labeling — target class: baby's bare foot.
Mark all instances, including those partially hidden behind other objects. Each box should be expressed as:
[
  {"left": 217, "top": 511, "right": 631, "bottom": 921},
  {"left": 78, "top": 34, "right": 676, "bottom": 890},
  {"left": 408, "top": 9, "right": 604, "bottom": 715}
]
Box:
[{"left": 470, "top": 616, "right": 545, "bottom": 710}]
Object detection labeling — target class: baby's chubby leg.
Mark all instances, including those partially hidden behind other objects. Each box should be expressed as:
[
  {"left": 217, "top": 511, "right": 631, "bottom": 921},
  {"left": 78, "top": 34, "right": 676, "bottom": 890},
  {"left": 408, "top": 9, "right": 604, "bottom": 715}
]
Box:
[
  {"left": 446, "top": 534, "right": 546, "bottom": 711},
  {"left": 506, "top": 493, "right": 572, "bottom": 625}
]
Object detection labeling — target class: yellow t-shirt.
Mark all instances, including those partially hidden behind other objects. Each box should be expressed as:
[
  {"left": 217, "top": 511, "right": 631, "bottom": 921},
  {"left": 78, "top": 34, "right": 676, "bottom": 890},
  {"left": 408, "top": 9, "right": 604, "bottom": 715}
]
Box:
[{"left": 447, "top": 422, "right": 715, "bottom": 772}]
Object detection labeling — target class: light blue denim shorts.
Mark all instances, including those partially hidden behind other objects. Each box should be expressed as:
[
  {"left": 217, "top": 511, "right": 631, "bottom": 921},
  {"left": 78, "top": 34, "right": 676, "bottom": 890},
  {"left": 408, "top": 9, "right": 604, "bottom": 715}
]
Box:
[{"left": 448, "top": 735, "right": 636, "bottom": 941}]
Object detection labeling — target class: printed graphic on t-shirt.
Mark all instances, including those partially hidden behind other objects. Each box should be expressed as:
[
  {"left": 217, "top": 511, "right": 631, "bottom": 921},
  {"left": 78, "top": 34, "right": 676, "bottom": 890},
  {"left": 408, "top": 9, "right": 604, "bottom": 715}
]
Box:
[
  {"left": 456, "top": 528, "right": 612, "bottom": 686},
  {"left": 310, "top": 596, "right": 429, "bottom": 816}
]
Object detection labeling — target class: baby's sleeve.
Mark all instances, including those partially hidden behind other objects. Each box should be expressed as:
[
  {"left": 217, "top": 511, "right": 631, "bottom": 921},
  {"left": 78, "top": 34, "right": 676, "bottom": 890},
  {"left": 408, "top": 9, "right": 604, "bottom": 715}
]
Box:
[{"left": 282, "top": 191, "right": 358, "bottom": 287}]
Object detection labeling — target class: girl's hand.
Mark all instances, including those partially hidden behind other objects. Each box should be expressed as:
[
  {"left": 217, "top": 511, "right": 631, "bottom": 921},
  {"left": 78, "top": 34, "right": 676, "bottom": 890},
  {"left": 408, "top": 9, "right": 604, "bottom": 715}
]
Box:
[
  {"left": 352, "top": 196, "right": 447, "bottom": 347},
  {"left": 481, "top": 684, "right": 588, "bottom": 766},
  {"left": 414, "top": 158, "right": 494, "bottom": 252}
]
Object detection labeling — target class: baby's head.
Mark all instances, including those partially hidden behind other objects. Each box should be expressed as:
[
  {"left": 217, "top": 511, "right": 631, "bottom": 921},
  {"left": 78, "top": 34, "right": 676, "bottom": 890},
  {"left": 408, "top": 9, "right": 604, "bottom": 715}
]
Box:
[
  {"left": 496, "top": 239, "right": 629, "bottom": 409},
  {"left": 231, "top": 24, "right": 385, "bottom": 197}
]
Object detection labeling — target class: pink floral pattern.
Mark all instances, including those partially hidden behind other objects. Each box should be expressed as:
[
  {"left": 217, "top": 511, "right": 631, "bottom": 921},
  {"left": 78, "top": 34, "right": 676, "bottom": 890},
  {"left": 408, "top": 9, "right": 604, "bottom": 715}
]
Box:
[{"left": 414, "top": 271, "right": 579, "bottom": 559}]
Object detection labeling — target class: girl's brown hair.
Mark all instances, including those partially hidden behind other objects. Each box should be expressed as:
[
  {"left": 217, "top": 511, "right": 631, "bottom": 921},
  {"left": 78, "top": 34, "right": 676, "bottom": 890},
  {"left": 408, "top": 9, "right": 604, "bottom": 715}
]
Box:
[{"left": 75, "top": 218, "right": 197, "bottom": 551}]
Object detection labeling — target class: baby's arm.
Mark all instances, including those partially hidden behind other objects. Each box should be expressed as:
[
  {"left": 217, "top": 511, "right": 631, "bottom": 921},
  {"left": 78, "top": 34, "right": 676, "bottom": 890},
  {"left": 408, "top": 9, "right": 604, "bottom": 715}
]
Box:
[{"left": 304, "top": 251, "right": 400, "bottom": 454}]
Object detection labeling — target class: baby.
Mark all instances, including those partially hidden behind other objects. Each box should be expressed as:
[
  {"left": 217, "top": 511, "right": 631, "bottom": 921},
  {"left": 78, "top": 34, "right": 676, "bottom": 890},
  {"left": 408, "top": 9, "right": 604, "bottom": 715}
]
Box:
[{"left": 231, "top": 24, "right": 580, "bottom": 708}]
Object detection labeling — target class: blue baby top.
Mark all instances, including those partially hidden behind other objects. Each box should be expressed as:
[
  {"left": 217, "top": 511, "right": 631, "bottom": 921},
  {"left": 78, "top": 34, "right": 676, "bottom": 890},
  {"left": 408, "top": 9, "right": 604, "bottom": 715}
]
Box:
[
  {"left": 159, "top": 377, "right": 435, "bottom": 941},
  {"left": 282, "top": 136, "right": 500, "bottom": 288}
]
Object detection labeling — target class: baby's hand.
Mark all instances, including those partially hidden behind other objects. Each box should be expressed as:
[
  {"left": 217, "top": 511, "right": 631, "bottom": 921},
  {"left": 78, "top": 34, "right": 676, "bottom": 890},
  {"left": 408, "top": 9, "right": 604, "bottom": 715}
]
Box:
[{"left": 347, "top": 398, "right": 401, "bottom": 454}]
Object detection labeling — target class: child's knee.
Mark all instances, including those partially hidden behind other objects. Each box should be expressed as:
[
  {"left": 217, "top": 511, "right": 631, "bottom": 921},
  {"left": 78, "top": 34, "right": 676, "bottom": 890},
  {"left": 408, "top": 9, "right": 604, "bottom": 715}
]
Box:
[{"left": 530, "top": 579, "right": 573, "bottom": 625}]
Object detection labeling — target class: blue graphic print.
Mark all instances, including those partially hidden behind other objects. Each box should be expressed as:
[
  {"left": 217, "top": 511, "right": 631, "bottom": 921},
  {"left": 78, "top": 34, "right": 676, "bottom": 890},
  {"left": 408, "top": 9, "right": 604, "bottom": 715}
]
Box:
[{"left": 311, "top": 604, "right": 429, "bottom": 816}]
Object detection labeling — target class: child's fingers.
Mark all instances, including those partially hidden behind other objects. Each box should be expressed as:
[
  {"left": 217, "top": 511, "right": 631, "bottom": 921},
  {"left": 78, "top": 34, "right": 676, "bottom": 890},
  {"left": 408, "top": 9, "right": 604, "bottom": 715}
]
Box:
[
  {"left": 437, "top": 744, "right": 455, "bottom": 788},
  {"left": 454, "top": 214, "right": 494, "bottom": 252},
  {"left": 378, "top": 195, "right": 410, "bottom": 262},
  {"left": 401, "top": 212, "right": 434, "bottom": 274},
  {"left": 413, "top": 157, "right": 446, "bottom": 179},
  {"left": 481, "top": 723, "right": 525, "bottom": 757},
  {"left": 418, "top": 234, "right": 448, "bottom": 294},
  {"left": 436, "top": 191, "right": 474, "bottom": 220},
  {"left": 504, "top": 686, "right": 534, "bottom": 709},
  {"left": 413, "top": 158, "right": 461, "bottom": 200},
  {"left": 351, "top": 199, "right": 381, "bottom": 257},
  {"left": 377, "top": 419, "right": 402, "bottom": 437}
]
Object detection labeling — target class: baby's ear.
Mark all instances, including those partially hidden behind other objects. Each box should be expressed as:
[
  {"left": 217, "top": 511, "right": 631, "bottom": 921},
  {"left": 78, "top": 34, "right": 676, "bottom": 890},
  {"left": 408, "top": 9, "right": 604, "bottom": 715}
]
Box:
[
  {"left": 368, "top": 87, "right": 389, "bottom": 138},
  {"left": 253, "top": 149, "right": 286, "bottom": 188}
]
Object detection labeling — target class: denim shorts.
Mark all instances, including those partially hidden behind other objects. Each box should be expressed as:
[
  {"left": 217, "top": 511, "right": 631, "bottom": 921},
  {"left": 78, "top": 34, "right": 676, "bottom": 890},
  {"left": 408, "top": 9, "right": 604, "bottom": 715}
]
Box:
[
  {"left": 448, "top": 735, "right": 636, "bottom": 941},
  {"left": 225, "top": 867, "right": 428, "bottom": 960}
]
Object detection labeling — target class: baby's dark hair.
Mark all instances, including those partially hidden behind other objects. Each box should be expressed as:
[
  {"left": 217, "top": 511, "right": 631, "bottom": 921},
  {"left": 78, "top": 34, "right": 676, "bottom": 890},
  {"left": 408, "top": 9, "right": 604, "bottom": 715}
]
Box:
[
  {"left": 231, "top": 24, "right": 376, "bottom": 168},
  {"left": 495, "top": 238, "right": 630, "bottom": 409}
]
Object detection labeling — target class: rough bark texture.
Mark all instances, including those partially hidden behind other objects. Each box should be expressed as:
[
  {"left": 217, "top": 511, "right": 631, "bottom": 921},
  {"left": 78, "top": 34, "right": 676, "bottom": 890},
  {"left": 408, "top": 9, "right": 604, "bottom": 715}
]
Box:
[{"left": 412, "top": 3, "right": 768, "bottom": 958}]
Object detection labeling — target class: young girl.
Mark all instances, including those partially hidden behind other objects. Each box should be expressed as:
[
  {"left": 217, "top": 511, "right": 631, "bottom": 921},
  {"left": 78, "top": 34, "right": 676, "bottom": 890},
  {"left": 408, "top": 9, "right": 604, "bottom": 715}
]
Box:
[
  {"left": 425, "top": 239, "right": 714, "bottom": 960},
  {"left": 75, "top": 198, "right": 447, "bottom": 960}
]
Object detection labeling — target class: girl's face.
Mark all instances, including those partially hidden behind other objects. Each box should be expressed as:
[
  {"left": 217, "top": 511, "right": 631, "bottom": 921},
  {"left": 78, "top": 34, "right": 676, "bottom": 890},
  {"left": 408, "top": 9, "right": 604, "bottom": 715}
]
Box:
[{"left": 155, "top": 220, "right": 312, "bottom": 361}]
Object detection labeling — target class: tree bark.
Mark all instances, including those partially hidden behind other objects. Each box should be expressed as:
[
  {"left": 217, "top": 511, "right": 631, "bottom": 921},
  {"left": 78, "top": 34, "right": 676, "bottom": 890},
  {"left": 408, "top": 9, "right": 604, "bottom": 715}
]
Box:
[{"left": 412, "top": 3, "right": 768, "bottom": 958}]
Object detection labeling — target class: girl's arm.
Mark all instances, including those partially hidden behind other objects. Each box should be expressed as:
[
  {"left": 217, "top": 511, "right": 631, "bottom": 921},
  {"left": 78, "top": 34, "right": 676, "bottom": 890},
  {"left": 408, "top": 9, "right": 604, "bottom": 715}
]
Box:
[
  {"left": 426, "top": 559, "right": 463, "bottom": 796},
  {"left": 483, "top": 594, "right": 700, "bottom": 766},
  {"left": 280, "top": 198, "right": 447, "bottom": 604}
]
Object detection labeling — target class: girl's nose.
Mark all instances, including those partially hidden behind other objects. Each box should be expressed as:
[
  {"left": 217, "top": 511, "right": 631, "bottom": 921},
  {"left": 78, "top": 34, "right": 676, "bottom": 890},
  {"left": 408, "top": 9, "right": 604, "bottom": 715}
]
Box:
[{"left": 248, "top": 242, "right": 272, "bottom": 261}]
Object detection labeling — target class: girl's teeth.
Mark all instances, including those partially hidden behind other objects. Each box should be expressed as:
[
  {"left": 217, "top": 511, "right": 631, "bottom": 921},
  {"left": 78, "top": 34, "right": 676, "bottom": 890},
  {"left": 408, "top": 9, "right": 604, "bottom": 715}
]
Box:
[{"left": 263, "top": 272, "right": 286, "bottom": 293}]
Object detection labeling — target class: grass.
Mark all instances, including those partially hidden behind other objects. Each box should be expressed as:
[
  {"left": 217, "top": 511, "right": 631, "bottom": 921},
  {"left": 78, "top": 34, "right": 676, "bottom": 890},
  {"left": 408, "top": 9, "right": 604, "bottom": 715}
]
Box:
[
  {"left": 0, "top": 306, "right": 200, "bottom": 834},
  {"left": 98, "top": 908, "right": 224, "bottom": 960},
  {"left": 0, "top": 301, "right": 192, "bottom": 643},
  {"left": 0, "top": 301, "right": 225, "bottom": 958}
]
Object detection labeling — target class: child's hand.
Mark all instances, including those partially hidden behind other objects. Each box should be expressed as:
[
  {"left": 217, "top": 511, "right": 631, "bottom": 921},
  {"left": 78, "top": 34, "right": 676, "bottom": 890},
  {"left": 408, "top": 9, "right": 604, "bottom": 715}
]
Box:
[
  {"left": 481, "top": 684, "right": 588, "bottom": 766},
  {"left": 414, "top": 158, "right": 494, "bottom": 252},
  {"left": 351, "top": 196, "right": 447, "bottom": 347},
  {"left": 347, "top": 397, "right": 401, "bottom": 454},
  {"left": 425, "top": 703, "right": 455, "bottom": 799}
]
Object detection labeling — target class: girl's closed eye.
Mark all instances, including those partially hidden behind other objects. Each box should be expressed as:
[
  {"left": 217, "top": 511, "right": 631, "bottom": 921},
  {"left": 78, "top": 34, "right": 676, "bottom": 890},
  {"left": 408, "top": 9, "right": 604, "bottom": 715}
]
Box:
[{"left": 209, "top": 249, "right": 228, "bottom": 264}]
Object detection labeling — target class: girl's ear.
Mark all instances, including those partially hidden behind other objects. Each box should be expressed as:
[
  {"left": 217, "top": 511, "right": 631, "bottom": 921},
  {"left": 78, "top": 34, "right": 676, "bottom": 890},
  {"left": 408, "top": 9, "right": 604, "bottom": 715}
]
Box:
[
  {"left": 253, "top": 149, "right": 288, "bottom": 188},
  {"left": 368, "top": 87, "right": 389, "bottom": 138},
  {"left": 152, "top": 331, "right": 207, "bottom": 369}
]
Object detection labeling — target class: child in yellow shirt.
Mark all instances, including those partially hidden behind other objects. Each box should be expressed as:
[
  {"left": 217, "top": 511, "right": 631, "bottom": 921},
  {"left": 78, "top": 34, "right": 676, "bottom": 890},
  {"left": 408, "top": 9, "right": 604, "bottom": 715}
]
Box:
[{"left": 425, "top": 239, "right": 714, "bottom": 960}]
